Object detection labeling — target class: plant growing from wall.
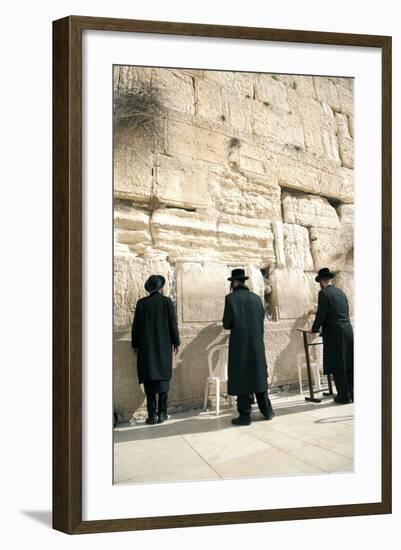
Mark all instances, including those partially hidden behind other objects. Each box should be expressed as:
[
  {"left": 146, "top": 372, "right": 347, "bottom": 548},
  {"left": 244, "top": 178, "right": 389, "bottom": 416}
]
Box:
[{"left": 114, "top": 82, "right": 164, "bottom": 135}]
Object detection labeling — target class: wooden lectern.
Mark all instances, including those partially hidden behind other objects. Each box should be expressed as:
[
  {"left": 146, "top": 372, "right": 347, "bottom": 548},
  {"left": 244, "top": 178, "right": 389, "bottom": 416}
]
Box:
[{"left": 297, "top": 329, "right": 333, "bottom": 403}]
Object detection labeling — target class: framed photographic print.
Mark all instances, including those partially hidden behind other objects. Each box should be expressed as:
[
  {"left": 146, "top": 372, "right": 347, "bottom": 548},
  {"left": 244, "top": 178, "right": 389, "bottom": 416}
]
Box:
[{"left": 53, "top": 16, "right": 392, "bottom": 534}]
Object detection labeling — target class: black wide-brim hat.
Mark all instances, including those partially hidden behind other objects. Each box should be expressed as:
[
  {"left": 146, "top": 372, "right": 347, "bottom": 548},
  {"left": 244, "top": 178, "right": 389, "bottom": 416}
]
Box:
[
  {"left": 228, "top": 268, "right": 249, "bottom": 281},
  {"left": 315, "top": 267, "right": 335, "bottom": 282},
  {"left": 144, "top": 274, "right": 166, "bottom": 292}
]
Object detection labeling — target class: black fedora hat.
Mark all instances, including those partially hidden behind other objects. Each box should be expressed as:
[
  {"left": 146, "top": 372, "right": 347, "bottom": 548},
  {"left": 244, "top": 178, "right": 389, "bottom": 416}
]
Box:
[
  {"left": 144, "top": 274, "right": 166, "bottom": 293},
  {"left": 315, "top": 267, "right": 335, "bottom": 282},
  {"left": 228, "top": 268, "right": 249, "bottom": 281}
]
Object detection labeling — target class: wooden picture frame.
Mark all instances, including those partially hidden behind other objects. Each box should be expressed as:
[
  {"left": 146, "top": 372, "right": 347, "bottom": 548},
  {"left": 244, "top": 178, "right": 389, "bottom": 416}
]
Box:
[{"left": 53, "top": 15, "right": 392, "bottom": 534}]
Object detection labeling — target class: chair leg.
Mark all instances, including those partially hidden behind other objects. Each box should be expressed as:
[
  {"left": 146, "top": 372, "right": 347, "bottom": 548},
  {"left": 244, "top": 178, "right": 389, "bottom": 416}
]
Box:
[
  {"left": 215, "top": 379, "right": 220, "bottom": 416},
  {"left": 312, "top": 364, "right": 321, "bottom": 391},
  {"left": 203, "top": 379, "right": 209, "bottom": 410},
  {"left": 297, "top": 360, "right": 303, "bottom": 394}
]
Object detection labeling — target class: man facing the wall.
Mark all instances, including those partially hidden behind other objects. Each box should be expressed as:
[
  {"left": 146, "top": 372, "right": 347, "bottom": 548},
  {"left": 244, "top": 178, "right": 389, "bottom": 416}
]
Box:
[
  {"left": 310, "top": 267, "right": 354, "bottom": 404},
  {"left": 131, "top": 275, "right": 180, "bottom": 425},
  {"left": 222, "top": 268, "right": 274, "bottom": 425}
]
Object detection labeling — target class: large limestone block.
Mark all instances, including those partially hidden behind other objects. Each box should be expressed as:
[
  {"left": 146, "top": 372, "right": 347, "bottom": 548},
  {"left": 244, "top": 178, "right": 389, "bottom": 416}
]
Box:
[
  {"left": 283, "top": 224, "right": 314, "bottom": 270},
  {"left": 309, "top": 225, "right": 353, "bottom": 272},
  {"left": 269, "top": 268, "right": 314, "bottom": 320},
  {"left": 151, "top": 209, "right": 218, "bottom": 260},
  {"left": 114, "top": 253, "right": 174, "bottom": 328},
  {"left": 227, "top": 90, "right": 253, "bottom": 134},
  {"left": 151, "top": 68, "right": 195, "bottom": 115},
  {"left": 166, "top": 120, "right": 229, "bottom": 164},
  {"left": 282, "top": 192, "right": 340, "bottom": 229},
  {"left": 114, "top": 127, "right": 154, "bottom": 202},
  {"left": 313, "top": 77, "right": 341, "bottom": 111},
  {"left": 177, "top": 262, "right": 229, "bottom": 323},
  {"left": 252, "top": 102, "right": 305, "bottom": 151},
  {"left": 335, "top": 112, "right": 353, "bottom": 168},
  {"left": 318, "top": 168, "right": 354, "bottom": 204},
  {"left": 277, "top": 155, "right": 320, "bottom": 195},
  {"left": 254, "top": 75, "right": 290, "bottom": 112},
  {"left": 204, "top": 71, "right": 254, "bottom": 97},
  {"left": 114, "top": 202, "right": 152, "bottom": 254},
  {"left": 278, "top": 75, "right": 316, "bottom": 98},
  {"left": 238, "top": 142, "right": 279, "bottom": 179},
  {"left": 154, "top": 154, "right": 211, "bottom": 209},
  {"left": 195, "top": 77, "right": 225, "bottom": 122},
  {"left": 287, "top": 92, "right": 334, "bottom": 158},
  {"left": 321, "top": 128, "right": 341, "bottom": 165},
  {"left": 217, "top": 214, "right": 275, "bottom": 264},
  {"left": 212, "top": 168, "right": 281, "bottom": 220}
]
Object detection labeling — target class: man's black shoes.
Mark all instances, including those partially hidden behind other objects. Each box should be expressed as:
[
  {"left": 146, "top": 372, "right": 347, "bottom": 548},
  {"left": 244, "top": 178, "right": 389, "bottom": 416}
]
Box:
[
  {"left": 145, "top": 416, "right": 158, "bottom": 425},
  {"left": 157, "top": 412, "right": 169, "bottom": 424},
  {"left": 231, "top": 416, "right": 252, "bottom": 426},
  {"left": 334, "top": 396, "right": 352, "bottom": 405}
]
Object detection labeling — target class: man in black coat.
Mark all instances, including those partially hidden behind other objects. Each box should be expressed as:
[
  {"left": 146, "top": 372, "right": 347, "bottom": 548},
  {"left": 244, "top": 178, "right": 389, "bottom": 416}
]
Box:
[
  {"left": 310, "top": 267, "right": 354, "bottom": 404},
  {"left": 131, "top": 275, "right": 180, "bottom": 424},
  {"left": 222, "top": 269, "right": 274, "bottom": 426}
]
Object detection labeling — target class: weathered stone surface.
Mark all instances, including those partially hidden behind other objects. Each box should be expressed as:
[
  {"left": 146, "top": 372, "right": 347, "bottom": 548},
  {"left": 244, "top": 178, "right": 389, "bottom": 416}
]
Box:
[
  {"left": 166, "top": 119, "right": 230, "bottom": 164},
  {"left": 282, "top": 192, "right": 340, "bottom": 229},
  {"left": 151, "top": 208, "right": 218, "bottom": 260},
  {"left": 283, "top": 224, "right": 314, "bottom": 270},
  {"left": 318, "top": 168, "right": 354, "bottom": 203},
  {"left": 114, "top": 253, "right": 174, "bottom": 328},
  {"left": 252, "top": 102, "right": 305, "bottom": 151},
  {"left": 321, "top": 128, "right": 341, "bottom": 165},
  {"left": 211, "top": 168, "right": 281, "bottom": 220},
  {"left": 154, "top": 154, "right": 210, "bottom": 209},
  {"left": 114, "top": 128, "right": 154, "bottom": 202},
  {"left": 269, "top": 268, "right": 314, "bottom": 320},
  {"left": 195, "top": 77, "right": 225, "bottom": 122},
  {"left": 217, "top": 214, "right": 275, "bottom": 263},
  {"left": 336, "top": 81, "right": 353, "bottom": 116},
  {"left": 309, "top": 225, "right": 353, "bottom": 272},
  {"left": 277, "top": 155, "right": 320, "bottom": 194},
  {"left": 338, "top": 203, "right": 354, "bottom": 225},
  {"left": 178, "top": 262, "right": 229, "bottom": 323},
  {"left": 313, "top": 77, "right": 341, "bottom": 111},
  {"left": 254, "top": 75, "right": 290, "bottom": 112},
  {"left": 336, "top": 112, "right": 353, "bottom": 168},
  {"left": 151, "top": 68, "right": 195, "bottom": 115}
]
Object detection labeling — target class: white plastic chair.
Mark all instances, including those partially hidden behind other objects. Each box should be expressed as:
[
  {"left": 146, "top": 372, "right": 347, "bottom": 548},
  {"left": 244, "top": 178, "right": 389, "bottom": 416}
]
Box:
[
  {"left": 297, "top": 343, "right": 323, "bottom": 394},
  {"left": 203, "top": 344, "right": 233, "bottom": 415}
]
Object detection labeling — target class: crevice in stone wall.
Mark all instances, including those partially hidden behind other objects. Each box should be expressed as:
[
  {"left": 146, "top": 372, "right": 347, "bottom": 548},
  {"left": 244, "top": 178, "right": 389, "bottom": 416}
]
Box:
[{"left": 260, "top": 266, "right": 275, "bottom": 321}]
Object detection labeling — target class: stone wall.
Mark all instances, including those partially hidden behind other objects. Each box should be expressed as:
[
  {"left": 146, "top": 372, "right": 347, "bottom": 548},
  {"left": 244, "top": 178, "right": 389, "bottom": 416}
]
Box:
[{"left": 113, "top": 66, "right": 354, "bottom": 417}]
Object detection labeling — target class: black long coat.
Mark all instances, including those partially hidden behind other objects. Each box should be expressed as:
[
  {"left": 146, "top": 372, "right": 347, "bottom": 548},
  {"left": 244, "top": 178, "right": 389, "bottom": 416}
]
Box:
[
  {"left": 222, "top": 284, "right": 268, "bottom": 396},
  {"left": 311, "top": 284, "right": 354, "bottom": 375},
  {"left": 131, "top": 292, "right": 180, "bottom": 384}
]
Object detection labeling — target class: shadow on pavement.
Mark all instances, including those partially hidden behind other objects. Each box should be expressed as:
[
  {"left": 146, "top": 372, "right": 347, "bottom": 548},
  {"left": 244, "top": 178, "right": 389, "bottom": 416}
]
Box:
[{"left": 114, "top": 397, "right": 348, "bottom": 442}]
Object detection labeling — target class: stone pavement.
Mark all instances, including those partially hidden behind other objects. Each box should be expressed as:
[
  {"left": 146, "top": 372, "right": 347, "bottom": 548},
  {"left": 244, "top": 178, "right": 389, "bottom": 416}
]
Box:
[{"left": 114, "top": 392, "right": 354, "bottom": 484}]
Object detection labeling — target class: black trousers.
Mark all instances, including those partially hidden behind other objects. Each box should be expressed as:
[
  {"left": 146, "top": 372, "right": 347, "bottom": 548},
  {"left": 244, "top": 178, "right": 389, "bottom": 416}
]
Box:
[
  {"left": 146, "top": 392, "right": 168, "bottom": 418},
  {"left": 237, "top": 391, "right": 273, "bottom": 419},
  {"left": 333, "top": 369, "right": 354, "bottom": 402}
]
